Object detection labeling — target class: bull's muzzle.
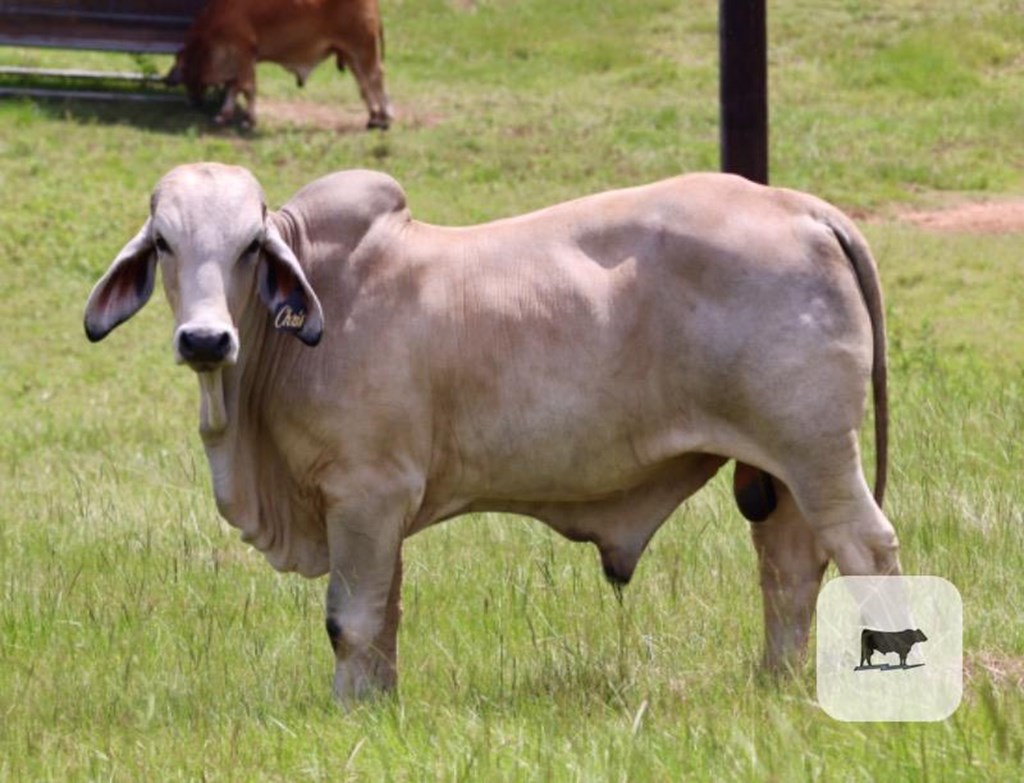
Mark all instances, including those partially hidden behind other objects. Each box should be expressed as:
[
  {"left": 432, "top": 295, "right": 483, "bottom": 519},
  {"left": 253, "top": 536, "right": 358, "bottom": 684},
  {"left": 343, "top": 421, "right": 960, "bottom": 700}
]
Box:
[{"left": 175, "top": 324, "right": 238, "bottom": 370}]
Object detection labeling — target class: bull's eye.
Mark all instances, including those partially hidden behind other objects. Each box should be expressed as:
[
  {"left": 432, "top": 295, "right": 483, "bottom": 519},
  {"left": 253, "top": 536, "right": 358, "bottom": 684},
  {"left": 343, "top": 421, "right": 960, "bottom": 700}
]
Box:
[
  {"left": 155, "top": 235, "right": 170, "bottom": 254},
  {"left": 244, "top": 238, "right": 261, "bottom": 256}
]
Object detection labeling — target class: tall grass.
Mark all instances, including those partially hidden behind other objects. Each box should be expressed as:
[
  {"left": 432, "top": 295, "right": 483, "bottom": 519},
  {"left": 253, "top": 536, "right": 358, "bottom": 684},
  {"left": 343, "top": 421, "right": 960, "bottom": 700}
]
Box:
[{"left": 1, "top": 0, "right": 1022, "bottom": 779}]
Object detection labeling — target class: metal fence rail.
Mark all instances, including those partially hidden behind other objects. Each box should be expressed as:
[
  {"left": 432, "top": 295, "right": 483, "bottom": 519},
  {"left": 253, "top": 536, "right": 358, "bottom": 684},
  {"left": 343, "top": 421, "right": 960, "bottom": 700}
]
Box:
[
  {"left": 0, "top": 1, "right": 205, "bottom": 54},
  {"left": 0, "top": 1, "right": 206, "bottom": 100}
]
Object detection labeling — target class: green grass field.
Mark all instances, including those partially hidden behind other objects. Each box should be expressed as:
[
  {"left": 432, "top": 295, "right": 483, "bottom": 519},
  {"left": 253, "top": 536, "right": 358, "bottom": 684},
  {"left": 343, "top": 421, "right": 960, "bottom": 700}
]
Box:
[{"left": 1, "top": 0, "right": 1022, "bottom": 779}]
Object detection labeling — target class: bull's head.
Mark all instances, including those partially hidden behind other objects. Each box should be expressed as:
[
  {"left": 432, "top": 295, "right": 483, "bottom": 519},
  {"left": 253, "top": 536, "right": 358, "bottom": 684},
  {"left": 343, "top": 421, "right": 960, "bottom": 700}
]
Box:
[{"left": 84, "top": 163, "right": 323, "bottom": 432}]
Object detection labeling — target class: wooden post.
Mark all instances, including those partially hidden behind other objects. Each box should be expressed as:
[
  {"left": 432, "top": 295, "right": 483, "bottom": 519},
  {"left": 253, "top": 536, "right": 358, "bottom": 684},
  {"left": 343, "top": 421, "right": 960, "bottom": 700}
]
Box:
[
  {"left": 719, "top": 0, "right": 768, "bottom": 184},
  {"left": 720, "top": 0, "right": 775, "bottom": 517}
]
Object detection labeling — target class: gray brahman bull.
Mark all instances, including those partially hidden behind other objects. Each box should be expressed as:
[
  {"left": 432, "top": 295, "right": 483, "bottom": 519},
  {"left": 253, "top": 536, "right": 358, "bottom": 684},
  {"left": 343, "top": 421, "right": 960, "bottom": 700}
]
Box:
[{"left": 84, "top": 163, "right": 901, "bottom": 702}]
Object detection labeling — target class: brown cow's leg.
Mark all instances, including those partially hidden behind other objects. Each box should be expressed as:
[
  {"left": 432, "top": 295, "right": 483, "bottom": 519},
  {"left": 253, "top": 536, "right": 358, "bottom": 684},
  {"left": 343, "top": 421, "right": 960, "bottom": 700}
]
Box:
[
  {"left": 214, "top": 84, "right": 239, "bottom": 125},
  {"left": 338, "top": 42, "right": 392, "bottom": 130},
  {"left": 214, "top": 55, "right": 257, "bottom": 127},
  {"left": 749, "top": 480, "right": 829, "bottom": 672},
  {"left": 235, "top": 58, "right": 257, "bottom": 128}
]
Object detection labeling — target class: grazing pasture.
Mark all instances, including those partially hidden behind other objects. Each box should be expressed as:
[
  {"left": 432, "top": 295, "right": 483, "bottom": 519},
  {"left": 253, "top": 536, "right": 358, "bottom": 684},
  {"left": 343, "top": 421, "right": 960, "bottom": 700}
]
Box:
[{"left": 1, "top": 0, "right": 1022, "bottom": 779}]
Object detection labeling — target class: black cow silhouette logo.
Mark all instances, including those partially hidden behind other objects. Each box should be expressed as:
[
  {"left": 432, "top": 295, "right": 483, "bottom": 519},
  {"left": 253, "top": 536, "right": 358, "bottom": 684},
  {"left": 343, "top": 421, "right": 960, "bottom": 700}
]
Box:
[{"left": 856, "top": 628, "right": 928, "bottom": 670}]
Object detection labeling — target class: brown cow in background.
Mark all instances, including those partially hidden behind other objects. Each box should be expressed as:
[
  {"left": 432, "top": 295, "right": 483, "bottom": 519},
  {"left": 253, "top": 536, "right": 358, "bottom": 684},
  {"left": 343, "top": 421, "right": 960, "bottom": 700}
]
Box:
[{"left": 166, "top": 0, "right": 392, "bottom": 129}]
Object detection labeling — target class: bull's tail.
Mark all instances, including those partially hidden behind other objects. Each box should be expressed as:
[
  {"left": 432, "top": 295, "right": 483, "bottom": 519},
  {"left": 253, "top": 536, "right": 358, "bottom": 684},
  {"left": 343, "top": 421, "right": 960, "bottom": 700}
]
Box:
[{"left": 823, "top": 213, "right": 888, "bottom": 509}]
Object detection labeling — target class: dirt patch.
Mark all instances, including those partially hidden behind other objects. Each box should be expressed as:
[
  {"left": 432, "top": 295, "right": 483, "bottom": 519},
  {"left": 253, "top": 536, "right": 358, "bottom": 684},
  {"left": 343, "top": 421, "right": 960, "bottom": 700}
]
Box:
[
  {"left": 259, "top": 99, "right": 367, "bottom": 132},
  {"left": 258, "top": 99, "right": 443, "bottom": 133},
  {"left": 900, "top": 200, "right": 1024, "bottom": 234}
]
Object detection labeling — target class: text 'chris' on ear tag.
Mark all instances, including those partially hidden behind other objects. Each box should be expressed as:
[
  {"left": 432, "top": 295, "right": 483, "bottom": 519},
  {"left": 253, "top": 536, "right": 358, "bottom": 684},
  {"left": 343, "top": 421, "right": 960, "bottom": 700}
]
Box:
[{"left": 273, "top": 293, "right": 307, "bottom": 333}]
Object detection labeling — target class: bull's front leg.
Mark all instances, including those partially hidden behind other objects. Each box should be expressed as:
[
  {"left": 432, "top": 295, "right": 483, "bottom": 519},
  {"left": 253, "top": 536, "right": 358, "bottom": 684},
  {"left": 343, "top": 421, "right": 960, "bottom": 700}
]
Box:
[
  {"left": 747, "top": 477, "right": 829, "bottom": 673},
  {"left": 324, "top": 494, "right": 407, "bottom": 703}
]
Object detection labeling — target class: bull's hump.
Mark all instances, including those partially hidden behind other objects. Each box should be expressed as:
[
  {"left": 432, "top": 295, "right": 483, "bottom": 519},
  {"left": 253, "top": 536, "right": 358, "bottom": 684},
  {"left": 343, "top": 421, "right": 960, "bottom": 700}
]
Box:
[
  {"left": 279, "top": 169, "right": 409, "bottom": 252},
  {"left": 289, "top": 169, "right": 406, "bottom": 215}
]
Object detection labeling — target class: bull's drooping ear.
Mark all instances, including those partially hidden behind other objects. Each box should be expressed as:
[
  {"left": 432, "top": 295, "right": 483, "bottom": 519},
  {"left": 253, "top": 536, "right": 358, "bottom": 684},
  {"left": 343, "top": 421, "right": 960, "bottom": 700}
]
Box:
[
  {"left": 83, "top": 219, "right": 157, "bottom": 342},
  {"left": 257, "top": 224, "right": 324, "bottom": 346}
]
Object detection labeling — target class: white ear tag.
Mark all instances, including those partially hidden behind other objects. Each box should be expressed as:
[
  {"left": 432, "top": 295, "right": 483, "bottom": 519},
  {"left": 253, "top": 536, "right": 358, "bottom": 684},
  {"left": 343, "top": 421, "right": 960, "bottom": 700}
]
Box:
[{"left": 273, "top": 294, "right": 307, "bottom": 333}]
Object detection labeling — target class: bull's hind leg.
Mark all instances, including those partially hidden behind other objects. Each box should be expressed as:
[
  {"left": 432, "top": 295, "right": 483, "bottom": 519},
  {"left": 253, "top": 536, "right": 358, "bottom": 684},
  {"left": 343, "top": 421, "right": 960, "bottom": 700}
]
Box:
[
  {"left": 748, "top": 479, "right": 829, "bottom": 672},
  {"left": 748, "top": 432, "right": 901, "bottom": 672},
  {"left": 787, "top": 448, "right": 901, "bottom": 580},
  {"left": 779, "top": 437, "right": 903, "bottom": 654}
]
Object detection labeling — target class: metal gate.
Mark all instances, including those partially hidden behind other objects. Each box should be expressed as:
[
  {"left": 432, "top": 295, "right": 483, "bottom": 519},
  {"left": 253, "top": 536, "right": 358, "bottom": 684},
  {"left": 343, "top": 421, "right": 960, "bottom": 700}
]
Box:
[
  {"left": 0, "top": 1, "right": 208, "bottom": 100},
  {"left": 0, "top": 1, "right": 204, "bottom": 53}
]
